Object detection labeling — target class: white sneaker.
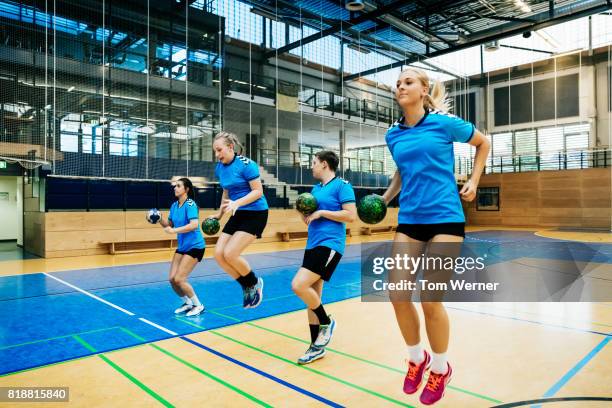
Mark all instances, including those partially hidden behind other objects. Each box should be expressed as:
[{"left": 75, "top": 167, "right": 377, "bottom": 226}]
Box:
[
  {"left": 186, "top": 304, "right": 205, "bottom": 317},
  {"left": 313, "top": 317, "right": 336, "bottom": 348},
  {"left": 297, "top": 345, "right": 326, "bottom": 365},
  {"left": 174, "top": 303, "right": 193, "bottom": 314}
]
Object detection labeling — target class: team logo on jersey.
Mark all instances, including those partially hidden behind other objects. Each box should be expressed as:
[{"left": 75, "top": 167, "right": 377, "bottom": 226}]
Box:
[
  {"left": 187, "top": 199, "right": 195, "bottom": 206},
  {"left": 390, "top": 116, "right": 404, "bottom": 129},
  {"left": 430, "top": 109, "right": 458, "bottom": 119},
  {"left": 238, "top": 155, "right": 251, "bottom": 165}
]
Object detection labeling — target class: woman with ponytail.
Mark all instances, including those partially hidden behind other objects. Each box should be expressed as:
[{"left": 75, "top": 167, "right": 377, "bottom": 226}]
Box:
[
  {"left": 160, "top": 177, "right": 206, "bottom": 317},
  {"left": 210, "top": 131, "right": 268, "bottom": 309},
  {"left": 382, "top": 68, "right": 490, "bottom": 405}
]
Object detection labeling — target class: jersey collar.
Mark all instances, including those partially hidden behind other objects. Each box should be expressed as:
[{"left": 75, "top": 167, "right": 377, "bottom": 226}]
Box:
[
  {"left": 397, "top": 109, "right": 429, "bottom": 129},
  {"left": 225, "top": 153, "right": 237, "bottom": 166},
  {"left": 320, "top": 175, "right": 337, "bottom": 187}
]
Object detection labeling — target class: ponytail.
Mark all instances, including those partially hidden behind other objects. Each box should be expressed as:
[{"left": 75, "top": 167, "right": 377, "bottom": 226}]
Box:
[
  {"left": 399, "top": 68, "right": 451, "bottom": 113},
  {"left": 214, "top": 131, "right": 244, "bottom": 155},
  {"left": 423, "top": 80, "right": 451, "bottom": 112}
]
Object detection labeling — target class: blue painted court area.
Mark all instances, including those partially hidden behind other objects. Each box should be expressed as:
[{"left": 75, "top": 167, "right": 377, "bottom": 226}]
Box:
[
  {"left": 0, "top": 244, "right": 362, "bottom": 375},
  {"left": 0, "top": 231, "right": 610, "bottom": 376}
]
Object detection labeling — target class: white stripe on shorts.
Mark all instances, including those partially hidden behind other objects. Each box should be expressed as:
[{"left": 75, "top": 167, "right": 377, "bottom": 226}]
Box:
[{"left": 325, "top": 249, "right": 337, "bottom": 267}]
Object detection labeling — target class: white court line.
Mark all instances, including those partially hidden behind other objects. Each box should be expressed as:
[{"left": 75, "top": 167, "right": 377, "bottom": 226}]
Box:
[
  {"left": 465, "top": 236, "right": 500, "bottom": 244},
  {"left": 43, "top": 272, "right": 178, "bottom": 336},
  {"left": 43, "top": 272, "right": 136, "bottom": 316},
  {"left": 139, "top": 318, "right": 178, "bottom": 336}
]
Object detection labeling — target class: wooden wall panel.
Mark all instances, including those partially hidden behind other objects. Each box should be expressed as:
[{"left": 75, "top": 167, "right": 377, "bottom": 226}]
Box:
[
  {"left": 467, "top": 168, "right": 611, "bottom": 229},
  {"left": 42, "top": 207, "right": 400, "bottom": 258},
  {"left": 45, "top": 230, "right": 126, "bottom": 252},
  {"left": 45, "top": 212, "right": 125, "bottom": 231}
]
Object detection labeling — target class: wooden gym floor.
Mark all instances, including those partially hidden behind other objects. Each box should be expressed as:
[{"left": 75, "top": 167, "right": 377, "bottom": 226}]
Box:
[{"left": 0, "top": 228, "right": 611, "bottom": 407}]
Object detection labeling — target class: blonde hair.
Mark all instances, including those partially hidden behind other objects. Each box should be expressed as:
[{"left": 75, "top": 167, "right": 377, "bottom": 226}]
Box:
[
  {"left": 214, "top": 131, "right": 244, "bottom": 155},
  {"left": 399, "top": 68, "right": 451, "bottom": 113}
]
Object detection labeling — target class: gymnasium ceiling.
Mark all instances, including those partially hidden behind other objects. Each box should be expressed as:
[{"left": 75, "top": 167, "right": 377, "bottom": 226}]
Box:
[{"left": 242, "top": 0, "right": 612, "bottom": 79}]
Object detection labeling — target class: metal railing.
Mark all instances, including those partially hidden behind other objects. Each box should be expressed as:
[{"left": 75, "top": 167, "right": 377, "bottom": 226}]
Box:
[
  {"left": 258, "top": 148, "right": 385, "bottom": 174},
  {"left": 455, "top": 147, "right": 611, "bottom": 175},
  {"left": 226, "top": 68, "right": 396, "bottom": 125}
]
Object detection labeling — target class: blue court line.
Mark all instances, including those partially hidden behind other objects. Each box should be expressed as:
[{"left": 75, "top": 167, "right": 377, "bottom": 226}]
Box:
[
  {"left": 541, "top": 332, "right": 612, "bottom": 401},
  {"left": 180, "top": 336, "right": 344, "bottom": 408}
]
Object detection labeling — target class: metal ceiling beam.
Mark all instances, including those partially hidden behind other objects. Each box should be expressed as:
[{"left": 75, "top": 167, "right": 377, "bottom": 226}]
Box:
[
  {"left": 441, "top": 12, "right": 536, "bottom": 24},
  {"left": 344, "top": 1, "right": 612, "bottom": 81},
  {"left": 357, "top": 21, "right": 443, "bottom": 53},
  {"left": 263, "top": 0, "right": 405, "bottom": 58}
]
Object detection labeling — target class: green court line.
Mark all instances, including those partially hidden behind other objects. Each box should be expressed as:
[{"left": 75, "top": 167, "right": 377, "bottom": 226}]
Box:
[
  {"left": 118, "top": 327, "right": 272, "bottom": 407},
  {"left": 0, "top": 354, "right": 94, "bottom": 378},
  {"left": 207, "top": 310, "right": 503, "bottom": 405},
  {"left": 0, "top": 326, "right": 121, "bottom": 351},
  {"left": 248, "top": 318, "right": 502, "bottom": 404},
  {"left": 72, "top": 335, "right": 174, "bottom": 407},
  {"left": 0, "top": 329, "right": 150, "bottom": 378},
  {"left": 175, "top": 317, "right": 415, "bottom": 408}
]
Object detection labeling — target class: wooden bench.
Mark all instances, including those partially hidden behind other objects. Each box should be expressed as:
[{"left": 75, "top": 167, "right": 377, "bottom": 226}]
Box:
[
  {"left": 102, "top": 236, "right": 218, "bottom": 255},
  {"left": 360, "top": 225, "right": 396, "bottom": 236},
  {"left": 277, "top": 228, "right": 351, "bottom": 242}
]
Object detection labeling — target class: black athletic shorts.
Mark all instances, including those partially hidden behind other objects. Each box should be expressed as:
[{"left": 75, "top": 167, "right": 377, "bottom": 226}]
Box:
[
  {"left": 301, "top": 246, "right": 343, "bottom": 282},
  {"left": 222, "top": 209, "right": 268, "bottom": 239},
  {"left": 396, "top": 223, "right": 465, "bottom": 242},
  {"left": 176, "top": 247, "right": 205, "bottom": 262}
]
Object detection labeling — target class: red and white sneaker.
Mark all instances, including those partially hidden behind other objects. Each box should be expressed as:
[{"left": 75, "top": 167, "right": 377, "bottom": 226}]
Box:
[
  {"left": 403, "top": 350, "right": 431, "bottom": 394},
  {"left": 420, "top": 363, "right": 452, "bottom": 405}
]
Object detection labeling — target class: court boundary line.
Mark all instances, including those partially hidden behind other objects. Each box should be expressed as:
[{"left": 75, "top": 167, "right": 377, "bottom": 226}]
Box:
[
  {"left": 180, "top": 335, "right": 343, "bottom": 407},
  {"left": 491, "top": 396, "right": 612, "bottom": 407},
  {"left": 3, "top": 278, "right": 611, "bottom": 378},
  {"left": 117, "top": 328, "right": 273, "bottom": 407},
  {"left": 72, "top": 335, "right": 174, "bottom": 407},
  {"left": 540, "top": 333, "right": 612, "bottom": 400},
  {"left": 8, "top": 273, "right": 349, "bottom": 406},
  {"left": 7, "top": 265, "right": 612, "bottom": 406},
  {"left": 205, "top": 312, "right": 503, "bottom": 404},
  {"left": 0, "top": 326, "right": 121, "bottom": 351},
  {"left": 42, "top": 272, "right": 135, "bottom": 315},
  {"left": 0, "top": 255, "right": 360, "bottom": 303},
  {"left": 203, "top": 327, "right": 416, "bottom": 408}
]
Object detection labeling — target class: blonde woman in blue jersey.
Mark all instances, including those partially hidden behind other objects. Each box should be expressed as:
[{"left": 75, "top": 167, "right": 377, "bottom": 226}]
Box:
[
  {"left": 159, "top": 177, "right": 206, "bottom": 317},
  {"left": 291, "top": 151, "right": 356, "bottom": 365},
  {"left": 210, "top": 131, "right": 268, "bottom": 309},
  {"left": 382, "top": 68, "right": 490, "bottom": 405}
]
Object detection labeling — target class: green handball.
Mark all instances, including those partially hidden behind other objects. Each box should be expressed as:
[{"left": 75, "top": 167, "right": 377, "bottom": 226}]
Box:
[
  {"left": 201, "top": 217, "right": 220, "bottom": 236},
  {"left": 296, "top": 192, "right": 318, "bottom": 215},
  {"left": 357, "top": 194, "right": 387, "bottom": 224}
]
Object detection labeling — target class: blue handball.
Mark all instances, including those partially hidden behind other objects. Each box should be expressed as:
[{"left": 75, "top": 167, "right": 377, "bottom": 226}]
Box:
[{"left": 146, "top": 208, "right": 161, "bottom": 224}]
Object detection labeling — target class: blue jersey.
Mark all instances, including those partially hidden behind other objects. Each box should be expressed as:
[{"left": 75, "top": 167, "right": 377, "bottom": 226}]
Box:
[
  {"left": 168, "top": 199, "right": 205, "bottom": 252},
  {"left": 215, "top": 154, "right": 269, "bottom": 211},
  {"left": 306, "top": 177, "right": 356, "bottom": 255},
  {"left": 385, "top": 109, "right": 475, "bottom": 224}
]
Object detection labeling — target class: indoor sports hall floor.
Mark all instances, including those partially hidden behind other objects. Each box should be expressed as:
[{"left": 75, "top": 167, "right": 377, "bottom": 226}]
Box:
[{"left": 1, "top": 228, "right": 611, "bottom": 407}]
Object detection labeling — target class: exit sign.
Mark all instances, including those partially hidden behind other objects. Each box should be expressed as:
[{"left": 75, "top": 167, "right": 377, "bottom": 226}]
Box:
[{"left": 0, "top": 161, "right": 6, "bottom": 169}]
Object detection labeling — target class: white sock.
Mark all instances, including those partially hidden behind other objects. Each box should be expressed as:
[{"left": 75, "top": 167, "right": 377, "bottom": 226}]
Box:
[
  {"left": 407, "top": 344, "right": 425, "bottom": 364},
  {"left": 190, "top": 295, "right": 202, "bottom": 307},
  {"left": 182, "top": 296, "right": 192, "bottom": 305},
  {"left": 430, "top": 352, "right": 448, "bottom": 374}
]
